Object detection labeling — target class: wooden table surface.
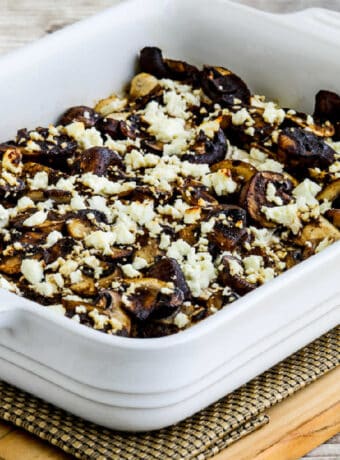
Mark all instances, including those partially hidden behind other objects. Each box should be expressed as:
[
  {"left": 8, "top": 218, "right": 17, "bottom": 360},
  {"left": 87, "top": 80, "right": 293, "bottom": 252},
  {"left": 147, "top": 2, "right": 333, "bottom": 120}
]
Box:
[{"left": 0, "top": 1, "right": 339, "bottom": 459}]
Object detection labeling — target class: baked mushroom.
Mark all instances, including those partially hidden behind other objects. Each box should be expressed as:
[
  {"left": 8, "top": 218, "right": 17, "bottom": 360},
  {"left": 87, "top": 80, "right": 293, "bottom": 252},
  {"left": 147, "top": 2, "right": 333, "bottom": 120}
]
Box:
[
  {"left": 129, "top": 72, "right": 160, "bottom": 99},
  {"left": 200, "top": 65, "right": 251, "bottom": 106},
  {"left": 72, "top": 147, "right": 123, "bottom": 176},
  {"left": 325, "top": 209, "right": 340, "bottom": 228},
  {"left": 121, "top": 278, "right": 184, "bottom": 321},
  {"left": 314, "top": 90, "right": 340, "bottom": 139},
  {"left": 182, "top": 129, "right": 227, "bottom": 165},
  {"left": 211, "top": 159, "right": 257, "bottom": 182},
  {"left": 181, "top": 179, "right": 218, "bottom": 206},
  {"left": 58, "top": 106, "right": 100, "bottom": 128},
  {"left": 277, "top": 127, "right": 335, "bottom": 171},
  {"left": 139, "top": 47, "right": 198, "bottom": 83},
  {"left": 317, "top": 178, "right": 340, "bottom": 204},
  {"left": 218, "top": 255, "right": 256, "bottom": 295},
  {"left": 294, "top": 216, "right": 340, "bottom": 246},
  {"left": 284, "top": 110, "right": 334, "bottom": 137},
  {"left": 146, "top": 257, "right": 190, "bottom": 299},
  {"left": 205, "top": 205, "right": 248, "bottom": 251},
  {"left": 66, "top": 209, "right": 107, "bottom": 239},
  {"left": 240, "top": 172, "right": 293, "bottom": 227}
]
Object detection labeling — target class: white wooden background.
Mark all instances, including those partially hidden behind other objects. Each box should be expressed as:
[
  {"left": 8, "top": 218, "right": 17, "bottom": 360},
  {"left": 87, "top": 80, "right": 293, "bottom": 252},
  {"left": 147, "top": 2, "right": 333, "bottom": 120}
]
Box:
[{"left": 0, "top": 1, "right": 338, "bottom": 459}]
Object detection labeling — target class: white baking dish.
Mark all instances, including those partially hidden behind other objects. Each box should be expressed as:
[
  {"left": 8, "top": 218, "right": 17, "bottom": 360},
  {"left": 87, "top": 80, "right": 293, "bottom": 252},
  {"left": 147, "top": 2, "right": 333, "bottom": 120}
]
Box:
[{"left": 0, "top": 0, "right": 339, "bottom": 432}]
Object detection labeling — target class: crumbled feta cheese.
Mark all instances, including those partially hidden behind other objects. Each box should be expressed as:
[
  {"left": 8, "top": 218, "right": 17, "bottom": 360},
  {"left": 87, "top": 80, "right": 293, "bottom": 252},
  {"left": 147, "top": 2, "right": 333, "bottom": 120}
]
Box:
[
  {"left": 70, "top": 193, "right": 86, "bottom": 210},
  {"left": 59, "top": 260, "right": 79, "bottom": 277},
  {"left": 23, "top": 210, "right": 47, "bottom": 227},
  {"left": 121, "top": 264, "right": 140, "bottom": 278},
  {"left": 17, "top": 196, "right": 35, "bottom": 211},
  {"left": 266, "top": 183, "right": 283, "bottom": 206},
  {"left": 232, "top": 108, "right": 253, "bottom": 126},
  {"left": 184, "top": 207, "right": 201, "bottom": 224},
  {"left": 167, "top": 240, "right": 217, "bottom": 296},
  {"left": 159, "top": 233, "right": 171, "bottom": 249},
  {"left": 21, "top": 259, "right": 44, "bottom": 285},
  {"left": 35, "top": 281, "right": 57, "bottom": 297},
  {"left": 85, "top": 231, "right": 116, "bottom": 254},
  {"left": 262, "top": 203, "right": 301, "bottom": 234},
  {"left": 0, "top": 205, "right": 9, "bottom": 228},
  {"left": 132, "top": 257, "right": 148, "bottom": 270},
  {"left": 174, "top": 312, "right": 190, "bottom": 328},
  {"left": 70, "top": 270, "right": 83, "bottom": 284},
  {"left": 203, "top": 170, "right": 237, "bottom": 196},
  {"left": 45, "top": 231, "right": 63, "bottom": 247},
  {"left": 262, "top": 102, "right": 285, "bottom": 125},
  {"left": 55, "top": 177, "right": 75, "bottom": 192},
  {"left": 29, "top": 171, "right": 49, "bottom": 190},
  {"left": 143, "top": 101, "right": 190, "bottom": 144}
]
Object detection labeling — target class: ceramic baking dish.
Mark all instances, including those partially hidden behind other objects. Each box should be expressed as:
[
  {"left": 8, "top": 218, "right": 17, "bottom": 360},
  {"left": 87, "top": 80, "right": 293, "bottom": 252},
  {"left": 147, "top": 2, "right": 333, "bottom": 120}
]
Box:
[{"left": 0, "top": 0, "right": 339, "bottom": 432}]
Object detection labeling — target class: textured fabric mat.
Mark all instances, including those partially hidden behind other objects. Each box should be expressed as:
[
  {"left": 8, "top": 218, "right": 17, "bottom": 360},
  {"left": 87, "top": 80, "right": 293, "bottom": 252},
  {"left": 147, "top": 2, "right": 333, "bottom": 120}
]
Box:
[{"left": 0, "top": 327, "right": 339, "bottom": 460}]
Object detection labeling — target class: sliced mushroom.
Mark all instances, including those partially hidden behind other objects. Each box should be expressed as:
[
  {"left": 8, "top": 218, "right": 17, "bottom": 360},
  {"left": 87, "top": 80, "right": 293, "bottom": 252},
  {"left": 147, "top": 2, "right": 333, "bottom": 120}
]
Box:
[
  {"left": 325, "top": 209, "right": 340, "bottom": 228},
  {"left": 70, "top": 276, "right": 97, "bottom": 297},
  {"left": 27, "top": 189, "right": 72, "bottom": 204},
  {"left": 278, "top": 127, "right": 335, "bottom": 171},
  {"left": 284, "top": 111, "right": 334, "bottom": 137},
  {"left": 314, "top": 90, "right": 340, "bottom": 139},
  {"left": 44, "top": 237, "right": 74, "bottom": 264},
  {"left": 0, "top": 169, "right": 25, "bottom": 197},
  {"left": 66, "top": 217, "right": 95, "bottom": 239},
  {"left": 58, "top": 106, "right": 100, "bottom": 128},
  {"left": 122, "top": 278, "right": 183, "bottom": 321},
  {"left": 182, "top": 129, "right": 227, "bottom": 165},
  {"left": 0, "top": 254, "right": 23, "bottom": 275},
  {"left": 218, "top": 255, "right": 256, "bottom": 296},
  {"left": 200, "top": 65, "right": 251, "bottom": 106},
  {"left": 63, "top": 292, "right": 131, "bottom": 335},
  {"left": 136, "top": 321, "right": 179, "bottom": 338},
  {"left": 179, "top": 223, "right": 200, "bottom": 246},
  {"left": 240, "top": 172, "right": 293, "bottom": 227},
  {"left": 139, "top": 47, "right": 198, "bottom": 82},
  {"left": 181, "top": 179, "right": 218, "bottom": 206},
  {"left": 2, "top": 147, "right": 23, "bottom": 174},
  {"left": 205, "top": 205, "right": 248, "bottom": 251},
  {"left": 135, "top": 238, "right": 163, "bottom": 265},
  {"left": 146, "top": 257, "right": 190, "bottom": 299},
  {"left": 294, "top": 216, "right": 340, "bottom": 246},
  {"left": 317, "top": 178, "right": 340, "bottom": 204},
  {"left": 140, "top": 139, "right": 164, "bottom": 155},
  {"left": 72, "top": 147, "right": 123, "bottom": 176},
  {"left": 18, "top": 231, "right": 46, "bottom": 245},
  {"left": 129, "top": 72, "right": 160, "bottom": 99},
  {"left": 16, "top": 128, "right": 78, "bottom": 170},
  {"left": 97, "top": 266, "right": 123, "bottom": 289},
  {"left": 211, "top": 159, "right": 257, "bottom": 182},
  {"left": 66, "top": 209, "right": 107, "bottom": 240}
]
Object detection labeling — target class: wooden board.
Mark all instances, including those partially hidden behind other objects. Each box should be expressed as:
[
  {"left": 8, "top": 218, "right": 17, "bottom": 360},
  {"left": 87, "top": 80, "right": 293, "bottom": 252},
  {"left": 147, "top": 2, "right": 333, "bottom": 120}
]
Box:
[
  {"left": 0, "top": 366, "right": 339, "bottom": 460},
  {"left": 0, "top": 1, "right": 339, "bottom": 458}
]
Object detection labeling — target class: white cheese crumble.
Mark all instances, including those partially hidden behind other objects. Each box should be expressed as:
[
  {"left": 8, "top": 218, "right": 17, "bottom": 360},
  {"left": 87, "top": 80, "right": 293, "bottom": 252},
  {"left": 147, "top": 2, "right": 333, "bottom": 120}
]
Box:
[
  {"left": 85, "top": 231, "right": 116, "bottom": 254},
  {"left": 262, "top": 102, "right": 285, "bottom": 125},
  {"left": 29, "top": 171, "right": 49, "bottom": 190},
  {"left": 167, "top": 239, "right": 217, "bottom": 297},
  {"left": 203, "top": 170, "right": 237, "bottom": 196},
  {"left": 21, "top": 259, "right": 44, "bottom": 285},
  {"left": 23, "top": 210, "right": 47, "bottom": 227},
  {"left": 0, "top": 205, "right": 9, "bottom": 228}
]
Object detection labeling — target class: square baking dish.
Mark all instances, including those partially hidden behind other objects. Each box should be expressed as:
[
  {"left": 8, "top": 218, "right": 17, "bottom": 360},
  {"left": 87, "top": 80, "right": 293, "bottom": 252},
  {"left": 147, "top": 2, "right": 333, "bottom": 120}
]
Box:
[{"left": 0, "top": 0, "right": 339, "bottom": 432}]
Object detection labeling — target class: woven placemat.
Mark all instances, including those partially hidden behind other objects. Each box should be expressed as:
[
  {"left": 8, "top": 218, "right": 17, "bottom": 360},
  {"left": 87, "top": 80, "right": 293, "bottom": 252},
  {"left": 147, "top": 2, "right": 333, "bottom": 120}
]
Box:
[{"left": 0, "top": 326, "right": 339, "bottom": 460}]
